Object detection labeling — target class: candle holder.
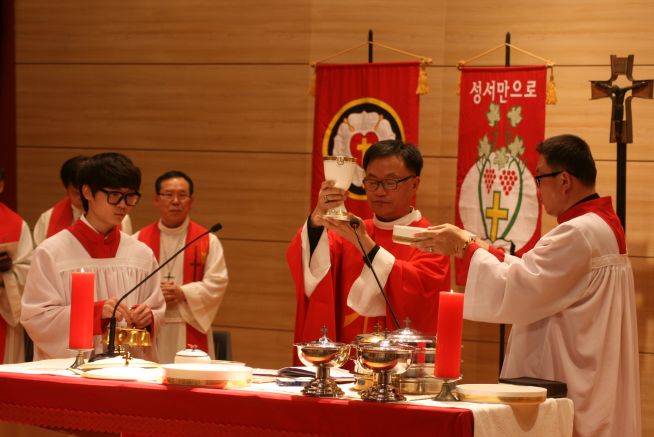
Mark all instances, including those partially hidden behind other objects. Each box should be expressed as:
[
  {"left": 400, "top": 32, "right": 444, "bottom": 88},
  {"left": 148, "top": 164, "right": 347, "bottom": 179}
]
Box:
[
  {"left": 433, "top": 376, "right": 462, "bottom": 401},
  {"left": 68, "top": 348, "right": 93, "bottom": 369}
]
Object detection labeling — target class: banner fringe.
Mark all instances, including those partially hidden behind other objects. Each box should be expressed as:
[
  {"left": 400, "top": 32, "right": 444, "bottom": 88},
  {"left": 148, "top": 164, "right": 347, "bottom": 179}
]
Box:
[{"left": 417, "top": 62, "right": 430, "bottom": 95}]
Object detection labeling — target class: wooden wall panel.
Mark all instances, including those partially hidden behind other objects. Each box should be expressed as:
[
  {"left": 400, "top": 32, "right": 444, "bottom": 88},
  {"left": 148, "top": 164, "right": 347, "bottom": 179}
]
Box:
[
  {"left": 443, "top": 0, "right": 654, "bottom": 65},
  {"left": 217, "top": 240, "right": 295, "bottom": 331},
  {"left": 16, "top": 65, "right": 313, "bottom": 153},
  {"left": 15, "top": 0, "right": 312, "bottom": 63},
  {"left": 216, "top": 325, "right": 294, "bottom": 369}
]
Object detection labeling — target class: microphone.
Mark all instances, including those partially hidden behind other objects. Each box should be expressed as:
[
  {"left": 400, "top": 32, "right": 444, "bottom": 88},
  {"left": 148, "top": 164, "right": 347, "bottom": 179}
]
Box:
[
  {"left": 349, "top": 219, "right": 401, "bottom": 329},
  {"left": 89, "top": 223, "right": 222, "bottom": 361}
]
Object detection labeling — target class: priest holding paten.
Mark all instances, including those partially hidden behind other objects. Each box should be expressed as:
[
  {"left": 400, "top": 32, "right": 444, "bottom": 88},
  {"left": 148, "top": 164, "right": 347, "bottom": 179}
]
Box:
[
  {"left": 413, "top": 134, "right": 641, "bottom": 437},
  {"left": 287, "top": 140, "right": 450, "bottom": 347}
]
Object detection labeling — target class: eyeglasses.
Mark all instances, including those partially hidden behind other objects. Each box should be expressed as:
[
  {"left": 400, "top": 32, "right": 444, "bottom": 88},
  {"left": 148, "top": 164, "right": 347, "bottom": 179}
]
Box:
[
  {"left": 158, "top": 192, "right": 190, "bottom": 201},
  {"left": 98, "top": 188, "right": 142, "bottom": 206},
  {"left": 362, "top": 175, "right": 415, "bottom": 191},
  {"left": 534, "top": 171, "right": 563, "bottom": 187}
]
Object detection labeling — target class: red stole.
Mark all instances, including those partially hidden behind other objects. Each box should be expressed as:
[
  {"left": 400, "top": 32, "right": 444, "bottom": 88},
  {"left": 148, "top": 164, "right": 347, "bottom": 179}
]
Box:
[
  {"left": 557, "top": 196, "right": 626, "bottom": 254},
  {"left": 46, "top": 197, "right": 74, "bottom": 238},
  {"left": 138, "top": 221, "right": 210, "bottom": 351},
  {"left": 0, "top": 202, "right": 24, "bottom": 362},
  {"left": 67, "top": 219, "right": 121, "bottom": 259}
]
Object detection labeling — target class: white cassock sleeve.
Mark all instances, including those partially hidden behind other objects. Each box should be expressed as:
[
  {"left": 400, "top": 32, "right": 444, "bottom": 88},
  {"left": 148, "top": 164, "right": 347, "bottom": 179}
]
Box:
[
  {"left": 0, "top": 222, "right": 33, "bottom": 327},
  {"left": 464, "top": 222, "right": 592, "bottom": 325},
  {"left": 178, "top": 234, "right": 228, "bottom": 333},
  {"left": 32, "top": 209, "right": 51, "bottom": 247}
]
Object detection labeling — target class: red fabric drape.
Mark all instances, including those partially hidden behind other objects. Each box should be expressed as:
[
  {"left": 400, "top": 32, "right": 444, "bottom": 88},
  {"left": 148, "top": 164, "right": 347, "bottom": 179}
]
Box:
[
  {"left": 455, "top": 66, "right": 546, "bottom": 284},
  {"left": 311, "top": 62, "right": 421, "bottom": 219}
]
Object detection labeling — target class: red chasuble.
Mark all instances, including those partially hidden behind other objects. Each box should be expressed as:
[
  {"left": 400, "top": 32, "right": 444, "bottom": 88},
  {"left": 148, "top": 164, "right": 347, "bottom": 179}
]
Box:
[
  {"left": 138, "top": 221, "right": 210, "bottom": 351},
  {"left": 46, "top": 197, "right": 74, "bottom": 238},
  {"left": 287, "top": 217, "right": 450, "bottom": 351},
  {"left": 0, "top": 202, "right": 24, "bottom": 362}
]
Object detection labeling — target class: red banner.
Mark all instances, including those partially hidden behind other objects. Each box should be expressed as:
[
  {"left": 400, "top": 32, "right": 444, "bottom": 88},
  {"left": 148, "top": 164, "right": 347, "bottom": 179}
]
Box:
[
  {"left": 311, "top": 62, "right": 421, "bottom": 219},
  {"left": 455, "top": 66, "right": 546, "bottom": 284}
]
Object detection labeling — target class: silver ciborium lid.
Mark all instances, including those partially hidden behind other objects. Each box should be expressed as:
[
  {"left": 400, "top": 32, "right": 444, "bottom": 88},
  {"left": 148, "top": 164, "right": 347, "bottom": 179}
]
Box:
[
  {"left": 356, "top": 339, "right": 414, "bottom": 402},
  {"left": 294, "top": 327, "right": 350, "bottom": 398}
]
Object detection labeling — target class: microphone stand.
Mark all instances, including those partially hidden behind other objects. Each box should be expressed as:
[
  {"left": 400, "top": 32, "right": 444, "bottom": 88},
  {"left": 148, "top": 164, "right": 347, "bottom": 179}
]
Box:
[
  {"left": 89, "top": 223, "right": 222, "bottom": 362},
  {"left": 349, "top": 220, "right": 401, "bottom": 329}
]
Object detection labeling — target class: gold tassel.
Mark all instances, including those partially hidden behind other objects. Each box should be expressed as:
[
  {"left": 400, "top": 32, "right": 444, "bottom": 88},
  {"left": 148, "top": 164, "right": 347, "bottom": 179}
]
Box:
[
  {"left": 546, "top": 65, "right": 558, "bottom": 105},
  {"left": 309, "top": 65, "right": 316, "bottom": 97},
  {"left": 416, "top": 62, "right": 430, "bottom": 95}
]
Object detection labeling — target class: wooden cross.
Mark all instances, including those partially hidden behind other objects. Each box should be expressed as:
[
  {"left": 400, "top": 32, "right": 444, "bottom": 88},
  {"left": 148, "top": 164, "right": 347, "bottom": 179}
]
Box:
[{"left": 590, "top": 55, "right": 653, "bottom": 227}]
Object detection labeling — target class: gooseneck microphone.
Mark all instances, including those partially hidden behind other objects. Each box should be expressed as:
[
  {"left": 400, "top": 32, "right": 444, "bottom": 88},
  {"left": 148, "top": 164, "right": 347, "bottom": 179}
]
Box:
[
  {"left": 349, "top": 218, "right": 401, "bottom": 329},
  {"left": 89, "top": 223, "right": 223, "bottom": 362}
]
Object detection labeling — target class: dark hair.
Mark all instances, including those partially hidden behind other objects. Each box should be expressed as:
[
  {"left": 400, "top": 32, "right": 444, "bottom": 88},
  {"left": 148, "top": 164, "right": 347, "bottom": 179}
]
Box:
[
  {"left": 60, "top": 155, "right": 89, "bottom": 188},
  {"left": 0, "top": 168, "right": 5, "bottom": 181},
  {"left": 362, "top": 140, "right": 423, "bottom": 176},
  {"left": 536, "top": 134, "right": 596, "bottom": 186},
  {"left": 78, "top": 153, "right": 141, "bottom": 212},
  {"left": 155, "top": 170, "right": 194, "bottom": 196}
]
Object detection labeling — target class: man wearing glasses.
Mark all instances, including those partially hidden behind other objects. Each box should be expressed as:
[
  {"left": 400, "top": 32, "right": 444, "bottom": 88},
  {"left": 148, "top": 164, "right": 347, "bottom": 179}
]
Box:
[
  {"left": 135, "top": 171, "right": 228, "bottom": 363},
  {"left": 413, "top": 134, "right": 640, "bottom": 437},
  {"left": 21, "top": 153, "right": 165, "bottom": 362},
  {"left": 32, "top": 155, "right": 133, "bottom": 247},
  {"left": 288, "top": 140, "right": 450, "bottom": 347}
]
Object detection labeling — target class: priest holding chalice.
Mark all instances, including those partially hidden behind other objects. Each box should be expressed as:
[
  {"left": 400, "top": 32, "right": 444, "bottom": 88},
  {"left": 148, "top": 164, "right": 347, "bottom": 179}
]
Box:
[{"left": 287, "top": 140, "right": 450, "bottom": 351}]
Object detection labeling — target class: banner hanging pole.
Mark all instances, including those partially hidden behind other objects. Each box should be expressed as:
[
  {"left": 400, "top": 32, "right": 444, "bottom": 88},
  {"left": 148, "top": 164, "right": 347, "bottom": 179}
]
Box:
[
  {"left": 498, "top": 31, "right": 511, "bottom": 376},
  {"left": 368, "top": 29, "right": 373, "bottom": 63}
]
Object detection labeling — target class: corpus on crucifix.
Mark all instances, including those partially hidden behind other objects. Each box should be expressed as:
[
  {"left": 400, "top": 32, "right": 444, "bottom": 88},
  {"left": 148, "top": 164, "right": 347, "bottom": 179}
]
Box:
[{"left": 590, "top": 54, "right": 653, "bottom": 227}]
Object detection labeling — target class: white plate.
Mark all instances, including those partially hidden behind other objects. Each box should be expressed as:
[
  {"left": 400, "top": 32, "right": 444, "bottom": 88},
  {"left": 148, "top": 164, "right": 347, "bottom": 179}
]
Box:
[
  {"left": 81, "top": 366, "right": 163, "bottom": 381},
  {"left": 456, "top": 383, "right": 547, "bottom": 405}
]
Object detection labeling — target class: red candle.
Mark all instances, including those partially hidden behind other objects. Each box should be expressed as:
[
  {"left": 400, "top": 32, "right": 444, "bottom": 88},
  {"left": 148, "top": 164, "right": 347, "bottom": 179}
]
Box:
[
  {"left": 69, "top": 271, "right": 95, "bottom": 349},
  {"left": 435, "top": 291, "right": 464, "bottom": 378}
]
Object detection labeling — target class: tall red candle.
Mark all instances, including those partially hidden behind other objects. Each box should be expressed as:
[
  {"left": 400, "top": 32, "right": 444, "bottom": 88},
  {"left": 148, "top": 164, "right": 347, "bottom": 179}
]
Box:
[
  {"left": 435, "top": 291, "right": 464, "bottom": 378},
  {"left": 69, "top": 271, "right": 95, "bottom": 349}
]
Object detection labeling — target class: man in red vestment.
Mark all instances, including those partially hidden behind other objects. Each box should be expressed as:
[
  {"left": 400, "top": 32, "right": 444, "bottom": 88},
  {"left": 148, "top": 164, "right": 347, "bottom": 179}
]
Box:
[
  {"left": 287, "top": 140, "right": 450, "bottom": 347},
  {"left": 0, "top": 168, "right": 33, "bottom": 363},
  {"left": 33, "top": 155, "right": 132, "bottom": 246},
  {"left": 135, "top": 171, "right": 228, "bottom": 363}
]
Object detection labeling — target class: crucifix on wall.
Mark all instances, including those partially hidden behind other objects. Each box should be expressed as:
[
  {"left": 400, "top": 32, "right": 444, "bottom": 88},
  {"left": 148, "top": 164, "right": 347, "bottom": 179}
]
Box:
[{"left": 590, "top": 55, "right": 653, "bottom": 228}]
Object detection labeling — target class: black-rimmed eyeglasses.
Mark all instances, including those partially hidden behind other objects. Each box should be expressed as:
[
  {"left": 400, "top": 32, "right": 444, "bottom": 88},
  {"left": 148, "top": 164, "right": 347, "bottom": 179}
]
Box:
[
  {"left": 98, "top": 188, "right": 142, "bottom": 206},
  {"left": 362, "top": 175, "right": 415, "bottom": 191},
  {"left": 534, "top": 171, "right": 564, "bottom": 187}
]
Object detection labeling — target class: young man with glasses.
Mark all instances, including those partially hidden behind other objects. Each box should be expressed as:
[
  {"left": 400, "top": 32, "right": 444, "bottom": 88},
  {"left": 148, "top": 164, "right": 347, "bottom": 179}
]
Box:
[
  {"left": 288, "top": 140, "right": 450, "bottom": 348},
  {"left": 134, "top": 171, "right": 228, "bottom": 363},
  {"left": 21, "top": 153, "right": 166, "bottom": 362},
  {"left": 413, "top": 134, "right": 640, "bottom": 437},
  {"left": 32, "top": 155, "right": 133, "bottom": 247},
  {"left": 0, "top": 168, "right": 33, "bottom": 363}
]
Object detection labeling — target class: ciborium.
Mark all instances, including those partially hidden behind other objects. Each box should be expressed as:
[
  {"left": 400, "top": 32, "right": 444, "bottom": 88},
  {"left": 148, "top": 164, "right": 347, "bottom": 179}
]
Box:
[
  {"left": 294, "top": 327, "right": 350, "bottom": 398},
  {"left": 323, "top": 156, "right": 357, "bottom": 220},
  {"left": 356, "top": 340, "right": 415, "bottom": 402}
]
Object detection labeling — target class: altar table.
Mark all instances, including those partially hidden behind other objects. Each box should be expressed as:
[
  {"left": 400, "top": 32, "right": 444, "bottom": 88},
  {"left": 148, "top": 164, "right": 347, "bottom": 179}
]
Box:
[{"left": 0, "top": 361, "right": 573, "bottom": 437}]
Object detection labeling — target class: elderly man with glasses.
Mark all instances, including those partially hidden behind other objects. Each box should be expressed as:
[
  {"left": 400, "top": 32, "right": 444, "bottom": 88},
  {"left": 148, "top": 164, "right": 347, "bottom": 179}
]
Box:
[
  {"left": 21, "top": 153, "right": 165, "bottom": 362},
  {"left": 413, "top": 134, "right": 640, "bottom": 437},
  {"left": 288, "top": 140, "right": 450, "bottom": 348},
  {"left": 134, "top": 171, "right": 228, "bottom": 363}
]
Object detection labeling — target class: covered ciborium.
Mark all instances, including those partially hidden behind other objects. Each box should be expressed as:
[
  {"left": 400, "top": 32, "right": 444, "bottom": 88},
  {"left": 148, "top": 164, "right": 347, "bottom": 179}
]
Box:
[{"left": 294, "top": 327, "right": 350, "bottom": 398}]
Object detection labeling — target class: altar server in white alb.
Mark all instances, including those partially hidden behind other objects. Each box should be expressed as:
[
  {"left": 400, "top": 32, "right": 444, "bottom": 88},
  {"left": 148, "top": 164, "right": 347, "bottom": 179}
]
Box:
[
  {"left": 32, "top": 155, "right": 132, "bottom": 246},
  {"left": 413, "top": 134, "right": 640, "bottom": 437},
  {"left": 21, "top": 153, "right": 166, "bottom": 362},
  {"left": 0, "top": 168, "right": 33, "bottom": 363},
  {"left": 135, "top": 170, "right": 228, "bottom": 363}
]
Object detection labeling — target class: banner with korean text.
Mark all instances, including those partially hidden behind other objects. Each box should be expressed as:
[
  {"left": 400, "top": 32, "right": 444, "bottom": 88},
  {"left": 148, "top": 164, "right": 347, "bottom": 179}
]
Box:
[
  {"left": 311, "top": 62, "right": 421, "bottom": 219},
  {"left": 455, "top": 66, "right": 546, "bottom": 284}
]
